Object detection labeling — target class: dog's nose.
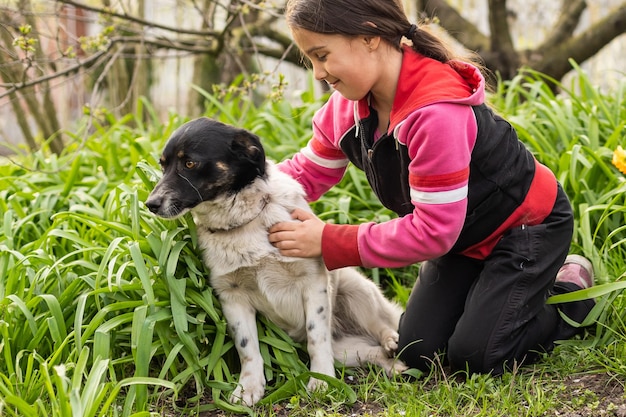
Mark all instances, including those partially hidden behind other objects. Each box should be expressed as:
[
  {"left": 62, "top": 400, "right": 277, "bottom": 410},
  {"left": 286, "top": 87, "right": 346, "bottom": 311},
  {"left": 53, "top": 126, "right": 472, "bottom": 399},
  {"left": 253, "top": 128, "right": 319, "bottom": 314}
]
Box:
[{"left": 145, "top": 196, "right": 162, "bottom": 213}]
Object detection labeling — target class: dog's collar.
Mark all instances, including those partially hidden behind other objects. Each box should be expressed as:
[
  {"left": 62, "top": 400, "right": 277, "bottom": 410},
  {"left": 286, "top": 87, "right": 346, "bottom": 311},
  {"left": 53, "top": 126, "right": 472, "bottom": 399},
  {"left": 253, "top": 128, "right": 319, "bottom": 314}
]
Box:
[{"left": 204, "top": 194, "right": 271, "bottom": 233}]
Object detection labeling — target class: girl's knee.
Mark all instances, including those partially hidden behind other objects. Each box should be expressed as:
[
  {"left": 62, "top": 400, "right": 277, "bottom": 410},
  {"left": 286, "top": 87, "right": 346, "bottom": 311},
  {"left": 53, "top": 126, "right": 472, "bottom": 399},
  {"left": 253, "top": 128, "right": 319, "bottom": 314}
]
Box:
[
  {"left": 447, "top": 334, "right": 498, "bottom": 375},
  {"left": 396, "top": 337, "right": 445, "bottom": 371}
]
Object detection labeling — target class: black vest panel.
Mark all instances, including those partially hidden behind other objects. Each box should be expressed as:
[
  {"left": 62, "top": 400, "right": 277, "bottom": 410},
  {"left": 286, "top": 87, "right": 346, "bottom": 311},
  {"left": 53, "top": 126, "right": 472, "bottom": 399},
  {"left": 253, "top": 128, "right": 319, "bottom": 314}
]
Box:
[{"left": 339, "top": 103, "right": 536, "bottom": 253}]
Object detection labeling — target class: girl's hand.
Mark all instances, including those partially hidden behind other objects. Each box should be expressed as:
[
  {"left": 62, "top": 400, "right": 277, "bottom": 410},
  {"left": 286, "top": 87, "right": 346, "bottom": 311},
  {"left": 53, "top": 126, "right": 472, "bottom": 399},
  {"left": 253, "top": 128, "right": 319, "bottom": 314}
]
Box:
[{"left": 268, "top": 208, "right": 324, "bottom": 258}]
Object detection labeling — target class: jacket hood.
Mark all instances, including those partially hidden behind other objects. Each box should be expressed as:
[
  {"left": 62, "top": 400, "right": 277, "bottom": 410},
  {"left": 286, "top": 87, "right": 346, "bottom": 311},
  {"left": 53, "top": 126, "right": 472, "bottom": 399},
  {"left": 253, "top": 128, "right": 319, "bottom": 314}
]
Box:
[{"left": 355, "top": 46, "right": 486, "bottom": 134}]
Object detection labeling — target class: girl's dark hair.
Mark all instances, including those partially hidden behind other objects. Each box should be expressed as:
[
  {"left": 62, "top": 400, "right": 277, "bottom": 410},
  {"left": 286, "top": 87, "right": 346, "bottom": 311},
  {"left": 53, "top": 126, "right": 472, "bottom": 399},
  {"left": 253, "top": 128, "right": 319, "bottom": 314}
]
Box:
[{"left": 285, "top": 0, "right": 475, "bottom": 65}]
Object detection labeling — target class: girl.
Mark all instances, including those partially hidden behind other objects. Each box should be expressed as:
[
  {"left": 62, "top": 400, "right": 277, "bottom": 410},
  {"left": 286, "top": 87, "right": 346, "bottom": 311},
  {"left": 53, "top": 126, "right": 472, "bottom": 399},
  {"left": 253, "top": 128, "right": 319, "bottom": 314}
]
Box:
[{"left": 268, "top": 0, "right": 595, "bottom": 374}]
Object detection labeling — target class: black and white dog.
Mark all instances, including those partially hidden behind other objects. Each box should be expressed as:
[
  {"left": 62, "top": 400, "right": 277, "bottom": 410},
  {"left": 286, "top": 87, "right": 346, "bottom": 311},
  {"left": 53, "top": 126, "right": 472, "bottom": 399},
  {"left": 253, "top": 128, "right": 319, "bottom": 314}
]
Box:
[{"left": 145, "top": 117, "right": 406, "bottom": 405}]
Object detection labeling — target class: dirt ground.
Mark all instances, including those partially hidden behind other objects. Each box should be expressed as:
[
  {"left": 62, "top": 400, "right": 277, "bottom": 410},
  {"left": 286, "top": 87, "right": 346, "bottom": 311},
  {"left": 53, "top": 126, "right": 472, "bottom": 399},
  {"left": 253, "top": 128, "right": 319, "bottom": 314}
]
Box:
[
  {"left": 553, "top": 373, "right": 626, "bottom": 417},
  {"left": 195, "top": 371, "right": 626, "bottom": 416}
]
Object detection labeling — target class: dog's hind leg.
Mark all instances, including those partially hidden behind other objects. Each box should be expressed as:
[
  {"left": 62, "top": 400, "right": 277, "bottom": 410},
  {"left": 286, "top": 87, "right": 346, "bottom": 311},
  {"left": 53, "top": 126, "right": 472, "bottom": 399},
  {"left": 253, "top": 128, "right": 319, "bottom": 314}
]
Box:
[
  {"left": 332, "top": 268, "right": 404, "bottom": 355},
  {"left": 333, "top": 336, "right": 408, "bottom": 376},
  {"left": 221, "top": 299, "right": 266, "bottom": 405}
]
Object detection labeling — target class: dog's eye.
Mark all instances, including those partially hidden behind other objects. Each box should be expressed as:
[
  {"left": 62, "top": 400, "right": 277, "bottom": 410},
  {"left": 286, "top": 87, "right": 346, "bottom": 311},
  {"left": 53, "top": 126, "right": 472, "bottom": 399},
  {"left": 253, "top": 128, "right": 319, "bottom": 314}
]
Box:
[{"left": 185, "top": 161, "right": 197, "bottom": 169}]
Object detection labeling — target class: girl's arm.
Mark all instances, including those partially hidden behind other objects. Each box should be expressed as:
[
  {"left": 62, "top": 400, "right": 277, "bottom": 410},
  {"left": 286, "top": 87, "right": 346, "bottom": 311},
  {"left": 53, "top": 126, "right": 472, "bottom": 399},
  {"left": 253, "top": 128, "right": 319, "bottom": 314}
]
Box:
[{"left": 322, "top": 103, "right": 477, "bottom": 270}]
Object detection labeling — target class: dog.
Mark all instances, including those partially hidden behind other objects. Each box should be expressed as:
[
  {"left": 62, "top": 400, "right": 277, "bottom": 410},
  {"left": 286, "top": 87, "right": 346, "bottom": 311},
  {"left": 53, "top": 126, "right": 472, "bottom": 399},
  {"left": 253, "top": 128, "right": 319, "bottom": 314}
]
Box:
[{"left": 145, "top": 117, "right": 407, "bottom": 405}]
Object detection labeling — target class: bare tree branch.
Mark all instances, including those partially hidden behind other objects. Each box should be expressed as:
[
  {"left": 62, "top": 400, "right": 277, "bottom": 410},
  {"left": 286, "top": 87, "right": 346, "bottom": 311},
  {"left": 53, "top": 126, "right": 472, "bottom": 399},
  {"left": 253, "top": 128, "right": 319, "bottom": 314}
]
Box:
[
  {"left": 532, "top": 3, "right": 626, "bottom": 80},
  {"left": 538, "top": 0, "right": 587, "bottom": 51},
  {"left": 417, "top": 0, "right": 490, "bottom": 52},
  {"left": 56, "top": 0, "right": 221, "bottom": 36},
  {"left": 245, "top": 24, "right": 300, "bottom": 65},
  {"left": 0, "top": 33, "right": 223, "bottom": 100},
  {"left": 417, "top": 0, "right": 626, "bottom": 83}
]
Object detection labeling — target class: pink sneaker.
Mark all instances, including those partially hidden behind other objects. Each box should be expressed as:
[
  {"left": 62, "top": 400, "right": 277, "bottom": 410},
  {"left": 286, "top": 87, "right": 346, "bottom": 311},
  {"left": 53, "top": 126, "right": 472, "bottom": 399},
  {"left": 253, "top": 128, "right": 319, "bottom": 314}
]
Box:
[{"left": 555, "top": 255, "right": 594, "bottom": 289}]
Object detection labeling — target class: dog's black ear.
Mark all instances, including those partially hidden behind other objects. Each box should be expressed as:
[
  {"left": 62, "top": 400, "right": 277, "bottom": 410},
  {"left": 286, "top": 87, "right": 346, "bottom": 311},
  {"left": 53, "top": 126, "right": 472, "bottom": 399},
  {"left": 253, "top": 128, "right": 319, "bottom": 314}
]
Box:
[{"left": 231, "top": 131, "right": 266, "bottom": 177}]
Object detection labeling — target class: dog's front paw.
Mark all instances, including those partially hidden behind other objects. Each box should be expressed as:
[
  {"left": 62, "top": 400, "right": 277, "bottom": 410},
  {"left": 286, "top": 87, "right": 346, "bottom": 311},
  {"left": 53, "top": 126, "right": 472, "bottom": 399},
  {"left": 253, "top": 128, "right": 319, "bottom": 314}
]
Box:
[{"left": 230, "top": 373, "right": 266, "bottom": 406}]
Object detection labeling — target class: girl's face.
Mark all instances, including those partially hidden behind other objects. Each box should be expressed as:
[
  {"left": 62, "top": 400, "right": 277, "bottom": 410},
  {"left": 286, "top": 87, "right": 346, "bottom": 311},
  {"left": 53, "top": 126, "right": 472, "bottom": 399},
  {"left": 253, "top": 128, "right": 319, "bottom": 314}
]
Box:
[{"left": 292, "top": 28, "right": 382, "bottom": 101}]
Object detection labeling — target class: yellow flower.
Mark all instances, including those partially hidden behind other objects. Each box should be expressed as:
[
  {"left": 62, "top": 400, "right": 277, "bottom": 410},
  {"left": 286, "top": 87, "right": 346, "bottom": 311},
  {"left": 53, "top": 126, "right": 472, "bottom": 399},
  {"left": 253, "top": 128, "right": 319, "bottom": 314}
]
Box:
[{"left": 613, "top": 146, "right": 626, "bottom": 175}]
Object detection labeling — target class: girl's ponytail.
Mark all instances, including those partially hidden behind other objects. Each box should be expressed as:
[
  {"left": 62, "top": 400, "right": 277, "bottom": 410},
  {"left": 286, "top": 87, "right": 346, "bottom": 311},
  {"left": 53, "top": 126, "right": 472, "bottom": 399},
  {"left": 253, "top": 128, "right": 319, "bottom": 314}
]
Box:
[{"left": 404, "top": 23, "right": 454, "bottom": 64}]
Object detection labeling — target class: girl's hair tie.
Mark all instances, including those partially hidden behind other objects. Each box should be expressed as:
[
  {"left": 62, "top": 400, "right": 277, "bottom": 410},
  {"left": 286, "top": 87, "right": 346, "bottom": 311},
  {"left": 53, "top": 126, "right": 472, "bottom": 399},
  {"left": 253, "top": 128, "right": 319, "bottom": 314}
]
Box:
[{"left": 405, "top": 23, "right": 417, "bottom": 38}]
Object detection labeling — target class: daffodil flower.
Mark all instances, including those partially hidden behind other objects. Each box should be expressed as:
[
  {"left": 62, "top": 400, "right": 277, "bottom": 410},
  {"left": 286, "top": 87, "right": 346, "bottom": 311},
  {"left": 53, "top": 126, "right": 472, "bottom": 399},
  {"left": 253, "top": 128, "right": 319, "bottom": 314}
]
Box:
[{"left": 613, "top": 146, "right": 626, "bottom": 175}]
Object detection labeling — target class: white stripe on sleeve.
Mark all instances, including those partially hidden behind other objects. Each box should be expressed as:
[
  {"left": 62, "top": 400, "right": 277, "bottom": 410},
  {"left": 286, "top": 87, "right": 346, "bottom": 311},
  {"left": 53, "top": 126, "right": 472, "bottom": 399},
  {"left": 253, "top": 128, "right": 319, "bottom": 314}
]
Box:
[
  {"left": 301, "top": 143, "right": 350, "bottom": 169},
  {"left": 411, "top": 185, "right": 468, "bottom": 204}
]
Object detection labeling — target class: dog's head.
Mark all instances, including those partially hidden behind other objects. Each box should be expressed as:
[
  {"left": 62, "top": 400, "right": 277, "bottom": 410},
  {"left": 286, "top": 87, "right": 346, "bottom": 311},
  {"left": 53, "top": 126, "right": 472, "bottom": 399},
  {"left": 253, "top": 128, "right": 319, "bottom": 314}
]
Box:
[{"left": 145, "top": 117, "right": 266, "bottom": 218}]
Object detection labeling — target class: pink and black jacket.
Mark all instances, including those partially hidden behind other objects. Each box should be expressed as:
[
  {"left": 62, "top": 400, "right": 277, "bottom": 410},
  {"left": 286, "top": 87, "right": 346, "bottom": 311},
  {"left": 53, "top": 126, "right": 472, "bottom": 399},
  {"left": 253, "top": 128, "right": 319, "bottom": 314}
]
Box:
[{"left": 278, "top": 46, "right": 558, "bottom": 271}]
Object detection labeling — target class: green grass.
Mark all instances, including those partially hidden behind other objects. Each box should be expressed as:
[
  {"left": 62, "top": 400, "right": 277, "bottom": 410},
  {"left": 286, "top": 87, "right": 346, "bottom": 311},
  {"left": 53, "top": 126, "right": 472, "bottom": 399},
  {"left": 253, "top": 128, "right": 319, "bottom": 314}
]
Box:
[{"left": 1, "top": 67, "right": 625, "bottom": 416}]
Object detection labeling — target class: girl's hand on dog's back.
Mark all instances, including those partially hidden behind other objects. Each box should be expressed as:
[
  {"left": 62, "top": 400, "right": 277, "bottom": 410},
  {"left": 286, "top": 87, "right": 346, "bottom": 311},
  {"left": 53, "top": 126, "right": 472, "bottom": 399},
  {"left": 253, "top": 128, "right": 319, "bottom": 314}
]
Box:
[{"left": 269, "top": 208, "right": 324, "bottom": 258}]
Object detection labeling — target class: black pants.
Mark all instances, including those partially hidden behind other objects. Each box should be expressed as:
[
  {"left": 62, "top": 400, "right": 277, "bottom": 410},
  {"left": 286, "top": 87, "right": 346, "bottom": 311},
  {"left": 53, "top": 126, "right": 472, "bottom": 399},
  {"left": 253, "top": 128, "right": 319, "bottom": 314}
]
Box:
[{"left": 397, "top": 186, "right": 595, "bottom": 375}]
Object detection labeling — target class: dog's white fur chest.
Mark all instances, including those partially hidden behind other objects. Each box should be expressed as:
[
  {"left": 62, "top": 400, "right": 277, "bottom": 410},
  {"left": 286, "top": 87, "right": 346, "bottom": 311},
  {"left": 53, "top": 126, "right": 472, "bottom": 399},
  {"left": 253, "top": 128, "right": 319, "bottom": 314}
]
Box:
[{"left": 192, "top": 163, "right": 309, "bottom": 276}]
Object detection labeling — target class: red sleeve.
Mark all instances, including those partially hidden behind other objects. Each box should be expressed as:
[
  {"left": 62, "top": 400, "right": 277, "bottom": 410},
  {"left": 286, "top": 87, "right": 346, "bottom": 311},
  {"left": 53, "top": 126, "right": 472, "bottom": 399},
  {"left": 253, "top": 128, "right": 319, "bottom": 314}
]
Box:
[{"left": 321, "top": 223, "right": 361, "bottom": 270}]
